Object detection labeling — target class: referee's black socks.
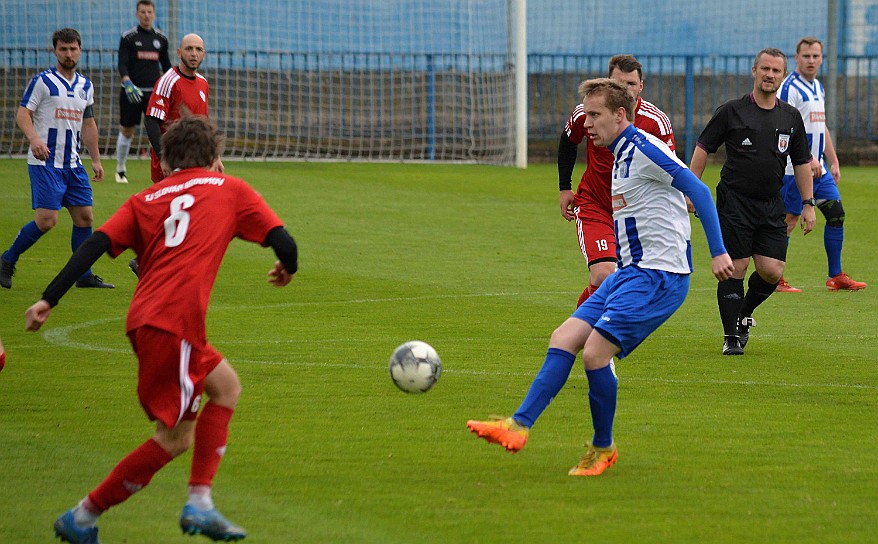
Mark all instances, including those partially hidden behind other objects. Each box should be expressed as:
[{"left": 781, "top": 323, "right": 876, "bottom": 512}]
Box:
[
  {"left": 717, "top": 278, "right": 745, "bottom": 336},
  {"left": 739, "top": 272, "right": 779, "bottom": 320}
]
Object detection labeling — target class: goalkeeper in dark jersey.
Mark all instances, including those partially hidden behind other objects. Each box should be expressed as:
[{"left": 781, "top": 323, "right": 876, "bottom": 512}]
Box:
[{"left": 115, "top": 0, "right": 171, "bottom": 184}]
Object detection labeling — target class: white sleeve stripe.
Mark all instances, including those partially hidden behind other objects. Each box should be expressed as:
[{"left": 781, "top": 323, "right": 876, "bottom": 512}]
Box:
[{"left": 638, "top": 101, "right": 673, "bottom": 134}]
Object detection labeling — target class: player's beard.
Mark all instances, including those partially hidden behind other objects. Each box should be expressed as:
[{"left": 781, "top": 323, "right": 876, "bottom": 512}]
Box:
[
  {"left": 760, "top": 79, "right": 780, "bottom": 94},
  {"left": 184, "top": 58, "right": 202, "bottom": 72},
  {"left": 59, "top": 58, "right": 78, "bottom": 71}
]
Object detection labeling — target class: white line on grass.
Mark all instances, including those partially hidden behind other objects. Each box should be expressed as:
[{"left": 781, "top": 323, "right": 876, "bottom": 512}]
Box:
[{"left": 41, "top": 318, "right": 878, "bottom": 391}]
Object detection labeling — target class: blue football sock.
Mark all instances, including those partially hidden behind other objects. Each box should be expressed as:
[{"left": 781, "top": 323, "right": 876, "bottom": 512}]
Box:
[
  {"left": 512, "top": 348, "right": 576, "bottom": 428},
  {"left": 3, "top": 221, "right": 45, "bottom": 263},
  {"left": 824, "top": 226, "right": 843, "bottom": 278},
  {"left": 586, "top": 364, "right": 618, "bottom": 448},
  {"left": 72, "top": 225, "right": 94, "bottom": 279}
]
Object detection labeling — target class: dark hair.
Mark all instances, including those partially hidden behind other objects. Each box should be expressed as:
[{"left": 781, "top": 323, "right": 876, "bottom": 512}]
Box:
[
  {"left": 607, "top": 54, "right": 643, "bottom": 80},
  {"left": 137, "top": 0, "right": 156, "bottom": 9},
  {"left": 753, "top": 48, "right": 787, "bottom": 72},
  {"left": 52, "top": 28, "right": 81, "bottom": 48},
  {"left": 160, "top": 115, "right": 224, "bottom": 171},
  {"left": 796, "top": 36, "right": 823, "bottom": 54},
  {"left": 578, "top": 78, "right": 636, "bottom": 122}
]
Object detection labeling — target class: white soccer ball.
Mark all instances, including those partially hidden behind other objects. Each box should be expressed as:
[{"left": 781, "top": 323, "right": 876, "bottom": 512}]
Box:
[{"left": 388, "top": 340, "right": 441, "bottom": 394}]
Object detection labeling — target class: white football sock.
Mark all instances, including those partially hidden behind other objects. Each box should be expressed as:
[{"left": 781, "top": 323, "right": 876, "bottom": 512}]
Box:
[
  {"left": 116, "top": 132, "right": 132, "bottom": 173},
  {"left": 187, "top": 485, "right": 214, "bottom": 510}
]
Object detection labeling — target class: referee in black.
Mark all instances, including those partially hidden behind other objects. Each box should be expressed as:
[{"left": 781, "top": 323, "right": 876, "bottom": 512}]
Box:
[
  {"left": 690, "top": 48, "right": 817, "bottom": 356},
  {"left": 115, "top": 0, "right": 171, "bottom": 184}
]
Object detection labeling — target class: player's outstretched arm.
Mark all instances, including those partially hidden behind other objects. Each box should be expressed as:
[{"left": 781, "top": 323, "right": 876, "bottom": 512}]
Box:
[
  {"left": 267, "top": 261, "right": 292, "bottom": 287},
  {"left": 264, "top": 227, "right": 298, "bottom": 287},
  {"left": 25, "top": 300, "right": 52, "bottom": 332},
  {"left": 26, "top": 233, "right": 112, "bottom": 332}
]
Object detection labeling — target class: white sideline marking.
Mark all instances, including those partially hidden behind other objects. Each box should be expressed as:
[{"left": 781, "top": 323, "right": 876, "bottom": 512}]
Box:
[{"left": 40, "top": 317, "right": 877, "bottom": 392}]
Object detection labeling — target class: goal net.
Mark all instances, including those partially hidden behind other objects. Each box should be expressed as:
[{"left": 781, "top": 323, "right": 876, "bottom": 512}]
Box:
[{"left": 0, "top": 0, "right": 522, "bottom": 165}]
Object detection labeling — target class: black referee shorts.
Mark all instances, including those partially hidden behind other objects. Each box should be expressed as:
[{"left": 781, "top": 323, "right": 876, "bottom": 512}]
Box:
[
  {"left": 119, "top": 88, "right": 152, "bottom": 128},
  {"left": 715, "top": 182, "right": 787, "bottom": 262}
]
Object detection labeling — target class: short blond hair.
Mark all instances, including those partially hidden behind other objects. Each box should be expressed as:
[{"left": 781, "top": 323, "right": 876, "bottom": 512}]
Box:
[{"left": 578, "top": 78, "right": 635, "bottom": 122}]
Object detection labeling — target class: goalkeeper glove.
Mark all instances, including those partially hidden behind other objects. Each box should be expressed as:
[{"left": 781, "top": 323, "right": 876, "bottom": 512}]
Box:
[{"left": 122, "top": 80, "right": 143, "bottom": 104}]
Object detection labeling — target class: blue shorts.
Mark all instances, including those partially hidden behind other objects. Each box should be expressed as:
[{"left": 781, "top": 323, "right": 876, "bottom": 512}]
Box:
[
  {"left": 29, "top": 164, "right": 93, "bottom": 210},
  {"left": 573, "top": 266, "right": 690, "bottom": 359},
  {"left": 782, "top": 171, "right": 840, "bottom": 216}
]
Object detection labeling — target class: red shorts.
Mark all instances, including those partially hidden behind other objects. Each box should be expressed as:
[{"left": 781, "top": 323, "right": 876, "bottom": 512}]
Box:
[
  {"left": 574, "top": 203, "right": 616, "bottom": 266},
  {"left": 150, "top": 150, "right": 165, "bottom": 183},
  {"left": 128, "top": 326, "right": 224, "bottom": 428}
]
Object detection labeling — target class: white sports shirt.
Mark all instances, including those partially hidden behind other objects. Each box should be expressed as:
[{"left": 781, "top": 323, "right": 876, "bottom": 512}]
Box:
[
  {"left": 778, "top": 71, "right": 826, "bottom": 176},
  {"left": 609, "top": 125, "right": 693, "bottom": 274},
  {"left": 20, "top": 68, "right": 94, "bottom": 169}
]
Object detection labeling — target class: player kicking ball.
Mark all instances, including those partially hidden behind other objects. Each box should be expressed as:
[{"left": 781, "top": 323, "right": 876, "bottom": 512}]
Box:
[
  {"left": 26, "top": 115, "right": 298, "bottom": 543},
  {"left": 467, "top": 79, "right": 734, "bottom": 476}
]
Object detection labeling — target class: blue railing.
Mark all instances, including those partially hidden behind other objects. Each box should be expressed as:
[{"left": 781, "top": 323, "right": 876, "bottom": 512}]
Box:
[
  {"left": 529, "top": 53, "right": 878, "bottom": 161},
  {"left": 2, "top": 49, "right": 876, "bottom": 162}
]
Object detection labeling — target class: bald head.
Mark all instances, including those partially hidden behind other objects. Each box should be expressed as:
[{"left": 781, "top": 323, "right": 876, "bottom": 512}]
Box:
[{"left": 177, "top": 33, "right": 205, "bottom": 75}]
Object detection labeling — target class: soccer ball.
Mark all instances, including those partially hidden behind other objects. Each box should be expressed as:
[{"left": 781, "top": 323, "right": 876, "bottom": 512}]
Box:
[{"left": 388, "top": 340, "right": 441, "bottom": 394}]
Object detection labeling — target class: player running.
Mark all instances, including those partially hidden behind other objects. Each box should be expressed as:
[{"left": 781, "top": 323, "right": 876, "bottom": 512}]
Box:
[
  {"left": 468, "top": 79, "right": 733, "bottom": 476},
  {"left": 27, "top": 116, "right": 298, "bottom": 543}
]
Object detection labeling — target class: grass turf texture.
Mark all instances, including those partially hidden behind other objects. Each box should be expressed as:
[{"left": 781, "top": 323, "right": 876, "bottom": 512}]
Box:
[{"left": 0, "top": 159, "right": 875, "bottom": 543}]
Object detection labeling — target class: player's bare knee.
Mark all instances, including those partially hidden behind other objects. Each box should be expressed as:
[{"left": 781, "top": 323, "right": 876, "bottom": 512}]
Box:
[
  {"left": 70, "top": 208, "right": 94, "bottom": 227},
  {"left": 154, "top": 427, "right": 194, "bottom": 457},
  {"left": 213, "top": 381, "right": 242, "bottom": 408},
  {"left": 204, "top": 366, "right": 242, "bottom": 408},
  {"left": 35, "top": 216, "right": 57, "bottom": 231},
  {"left": 588, "top": 260, "right": 616, "bottom": 286}
]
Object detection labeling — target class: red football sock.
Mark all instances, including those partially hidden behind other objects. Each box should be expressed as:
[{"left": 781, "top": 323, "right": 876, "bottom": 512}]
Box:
[
  {"left": 189, "top": 402, "right": 234, "bottom": 487},
  {"left": 88, "top": 438, "right": 173, "bottom": 512},
  {"left": 0, "top": 352, "right": 6, "bottom": 371},
  {"left": 576, "top": 284, "right": 598, "bottom": 308}
]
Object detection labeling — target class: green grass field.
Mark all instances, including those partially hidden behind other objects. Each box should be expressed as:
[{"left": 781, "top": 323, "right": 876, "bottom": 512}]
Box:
[{"left": 0, "top": 159, "right": 875, "bottom": 543}]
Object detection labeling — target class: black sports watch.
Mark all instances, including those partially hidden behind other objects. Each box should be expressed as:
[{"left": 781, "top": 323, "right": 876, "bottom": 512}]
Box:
[{"left": 802, "top": 198, "right": 817, "bottom": 206}]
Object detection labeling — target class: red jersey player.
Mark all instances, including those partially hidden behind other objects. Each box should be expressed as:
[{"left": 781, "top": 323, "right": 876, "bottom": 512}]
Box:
[
  {"left": 145, "top": 33, "right": 212, "bottom": 183},
  {"left": 26, "top": 116, "right": 298, "bottom": 543},
  {"left": 558, "top": 55, "right": 675, "bottom": 306}
]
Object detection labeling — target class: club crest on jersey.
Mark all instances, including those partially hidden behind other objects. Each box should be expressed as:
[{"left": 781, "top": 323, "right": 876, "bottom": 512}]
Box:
[
  {"left": 777, "top": 133, "right": 790, "bottom": 153},
  {"left": 153, "top": 39, "right": 162, "bottom": 49},
  {"left": 79, "top": 89, "right": 88, "bottom": 100}
]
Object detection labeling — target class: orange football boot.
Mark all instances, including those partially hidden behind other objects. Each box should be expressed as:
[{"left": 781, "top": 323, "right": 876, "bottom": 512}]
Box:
[
  {"left": 568, "top": 442, "right": 618, "bottom": 477},
  {"left": 466, "top": 416, "right": 529, "bottom": 453},
  {"left": 826, "top": 272, "right": 867, "bottom": 291},
  {"left": 775, "top": 276, "right": 802, "bottom": 293}
]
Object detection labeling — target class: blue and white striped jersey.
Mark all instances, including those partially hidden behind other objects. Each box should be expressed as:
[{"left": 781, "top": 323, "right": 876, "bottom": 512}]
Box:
[
  {"left": 20, "top": 67, "right": 94, "bottom": 169},
  {"left": 778, "top": 71, "right": 826, "bottom": 176},
  {"left": 609, "top": 125, "right": 693, "bottom": 274}
]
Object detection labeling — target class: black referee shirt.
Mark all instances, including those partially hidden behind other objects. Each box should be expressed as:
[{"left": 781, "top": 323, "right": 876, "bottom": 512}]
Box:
[
  {"left": 118, "top": 25, "right": 171, "bottom": 89},
  {"left": 696, "top": 93, "right": 810, "bottom": 200}
]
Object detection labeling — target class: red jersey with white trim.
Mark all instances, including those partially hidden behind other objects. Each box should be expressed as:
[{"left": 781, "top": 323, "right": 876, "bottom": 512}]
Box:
[
  {"left": 565, "top": 96, "right": 675, "bottom": 213},
  {"left": 97, "top": 168, "right": 283, "bottom": 345},
  {"left": 147, "top": 66, "right": 209, "bottom": 128}
]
